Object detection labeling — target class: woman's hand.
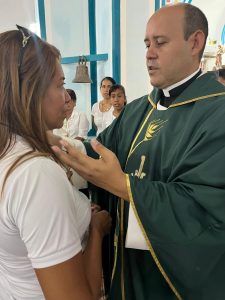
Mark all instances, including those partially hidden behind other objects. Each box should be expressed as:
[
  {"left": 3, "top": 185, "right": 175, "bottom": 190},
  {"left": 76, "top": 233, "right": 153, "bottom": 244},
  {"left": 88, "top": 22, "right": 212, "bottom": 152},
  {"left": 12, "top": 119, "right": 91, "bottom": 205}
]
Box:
[
  {"left": 91, "top": 203, "right": 101, "bottom": 214},
  {"left": 90, "top": 210, "right": 112, "bottom": 238}
]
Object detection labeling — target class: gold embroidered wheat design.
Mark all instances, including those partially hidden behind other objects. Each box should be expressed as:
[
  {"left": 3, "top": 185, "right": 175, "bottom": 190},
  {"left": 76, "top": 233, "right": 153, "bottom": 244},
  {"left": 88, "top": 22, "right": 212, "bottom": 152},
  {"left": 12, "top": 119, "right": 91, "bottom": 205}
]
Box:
[
  {"left": 129, "top": 119, "right": 167, "bottom": 156},
  {"left": 144, "top": 119, "right": 166, "bottom": 141}
]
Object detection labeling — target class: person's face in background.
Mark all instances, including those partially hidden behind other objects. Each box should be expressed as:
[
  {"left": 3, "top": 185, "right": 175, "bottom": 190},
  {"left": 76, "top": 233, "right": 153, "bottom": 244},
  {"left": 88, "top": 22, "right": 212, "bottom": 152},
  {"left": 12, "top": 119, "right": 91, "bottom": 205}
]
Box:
[
  {"left": 65, "top": 97, "right": 76, "bottom": 118},
  {"left": 145, "top": 5, "right": 201, "bottom": 89},
  {"left": 100, "top": 79, "right": 114, "bottom": 100},
  {"left": 42, "top": 59, "right": 70, "bottom": 129},
  {"left": 111, "top": 88, "right": 126, "bottom": 111}
]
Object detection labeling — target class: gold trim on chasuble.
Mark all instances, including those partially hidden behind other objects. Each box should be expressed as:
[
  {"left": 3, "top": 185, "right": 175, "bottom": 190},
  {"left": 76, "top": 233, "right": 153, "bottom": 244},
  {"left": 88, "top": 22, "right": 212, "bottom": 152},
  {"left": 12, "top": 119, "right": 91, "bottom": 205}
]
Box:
[
  {"left": 127, "top": 175, "right": 183, "bottom": 300},
  {"left": 121, "top": 99, "right": 183, "bottom": 300},
  {"left": 111, "top": 104, "right": 156, "bottom": 298},
  {"left": 148, "top": 91, "right": 225, "bottom": 108},
  {"left": 111, "top": 209, "right": 119, "bottom": 281},
  {"left": 121, "top": 199, "right": 125, "bottom": 300},
  {"left": 110, "top": 200, "right": 125, "bottom": 298}
]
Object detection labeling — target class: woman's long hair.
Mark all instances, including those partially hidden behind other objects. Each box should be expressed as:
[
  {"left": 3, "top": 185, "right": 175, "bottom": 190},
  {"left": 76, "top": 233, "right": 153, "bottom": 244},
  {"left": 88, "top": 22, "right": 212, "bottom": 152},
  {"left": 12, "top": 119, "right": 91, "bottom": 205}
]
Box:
[{"left": 0, "top": 27, "right": 66, "bottom": 191}]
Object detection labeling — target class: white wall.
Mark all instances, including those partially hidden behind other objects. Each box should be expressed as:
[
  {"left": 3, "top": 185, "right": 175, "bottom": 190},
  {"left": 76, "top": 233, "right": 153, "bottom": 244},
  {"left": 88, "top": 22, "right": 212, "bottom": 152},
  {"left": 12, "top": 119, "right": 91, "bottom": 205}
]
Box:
[
  {"left": 45, "top": 0, "right": 91, "bottom": 118},
  {"left": 45, "top": 0, "right": 113, "bottom": 119},
  {"left": 96, "top": 0, "right": 113, "bottom": 101},
  {"left": 192, "top": 0, "right": 225, "bottom": 44},
  {"left": 0, "top": 0, "right": 38, "bottom": 33},
  {"left": 121, "top": 0, "right": 155, "bottom": 103}
]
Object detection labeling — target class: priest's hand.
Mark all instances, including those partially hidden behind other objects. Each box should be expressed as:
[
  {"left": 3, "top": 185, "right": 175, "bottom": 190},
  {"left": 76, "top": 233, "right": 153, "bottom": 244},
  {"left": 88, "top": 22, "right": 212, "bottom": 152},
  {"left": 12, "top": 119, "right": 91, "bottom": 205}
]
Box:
[{"left": 52, "top": 139, "right": 129, "bottom": 201}]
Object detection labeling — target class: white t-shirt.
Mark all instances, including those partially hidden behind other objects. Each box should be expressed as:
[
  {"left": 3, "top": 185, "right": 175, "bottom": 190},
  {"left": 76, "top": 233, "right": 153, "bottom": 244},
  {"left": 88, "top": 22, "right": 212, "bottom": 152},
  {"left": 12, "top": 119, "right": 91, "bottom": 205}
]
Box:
[
  {"left": 0, "top": 137, "right": 91, "bottom": 299},
  {"left": 91, "top": 102, "right": 114, "bottom": 136},
  {"left": 54, "top": 107, "right": 89, "bottom": 139}
]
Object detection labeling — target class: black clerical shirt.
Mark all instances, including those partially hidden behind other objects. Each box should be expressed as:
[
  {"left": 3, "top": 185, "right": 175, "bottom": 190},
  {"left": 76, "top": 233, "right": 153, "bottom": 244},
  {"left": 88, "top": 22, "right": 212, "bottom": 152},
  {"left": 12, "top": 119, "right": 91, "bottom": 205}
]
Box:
[{"left": 160, "top": 69, "right": 202, "bottom": 108}]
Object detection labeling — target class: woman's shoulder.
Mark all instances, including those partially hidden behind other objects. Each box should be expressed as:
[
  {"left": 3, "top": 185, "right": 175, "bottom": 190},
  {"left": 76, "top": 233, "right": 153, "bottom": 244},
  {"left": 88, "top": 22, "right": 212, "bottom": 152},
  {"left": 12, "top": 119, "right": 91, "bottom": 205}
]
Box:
[
  {"left": 91, "top": 101, "right": 101, "bottom": 113},
  {"left": 77, "top": 110, "right": 88, "bottom": 118},
  {"left": 92, "top": 102, "right": 98, "bottom": 109},
  {"left": 3, "top": 138, "right": 67, "bottom": 185}
]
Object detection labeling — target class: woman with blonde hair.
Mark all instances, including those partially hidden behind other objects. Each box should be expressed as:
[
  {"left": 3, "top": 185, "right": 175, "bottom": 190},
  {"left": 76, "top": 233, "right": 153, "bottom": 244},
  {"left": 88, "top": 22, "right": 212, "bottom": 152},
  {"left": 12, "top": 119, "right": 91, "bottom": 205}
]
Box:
[{"left": 0, "top": 25, "right": 111, "bottom": 300}]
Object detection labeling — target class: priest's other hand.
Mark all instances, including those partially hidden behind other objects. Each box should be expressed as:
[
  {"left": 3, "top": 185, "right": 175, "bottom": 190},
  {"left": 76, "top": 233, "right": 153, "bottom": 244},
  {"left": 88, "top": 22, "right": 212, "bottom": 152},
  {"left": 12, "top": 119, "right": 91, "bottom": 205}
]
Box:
[{"left": 52, "top": 139, "right": 129, "bottom": 201}]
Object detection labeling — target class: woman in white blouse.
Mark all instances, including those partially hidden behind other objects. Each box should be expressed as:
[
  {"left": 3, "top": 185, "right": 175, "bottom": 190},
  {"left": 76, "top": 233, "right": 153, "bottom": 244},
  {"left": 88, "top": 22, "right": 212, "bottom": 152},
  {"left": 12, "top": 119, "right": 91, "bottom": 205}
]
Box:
[
  {"left": 0, "top": 25, "right": 111, "bottom": 300},
  {"left": 54, "top": 89, "right": 89, "bottom": 141},
  {"left": 91, "top": 77, "right": 116, "bottom": 136}
]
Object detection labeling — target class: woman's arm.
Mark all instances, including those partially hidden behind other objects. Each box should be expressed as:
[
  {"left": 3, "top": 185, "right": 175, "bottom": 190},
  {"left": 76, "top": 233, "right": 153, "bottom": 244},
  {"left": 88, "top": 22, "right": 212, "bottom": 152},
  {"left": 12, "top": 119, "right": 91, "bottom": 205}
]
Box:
[
  {"left": 35, "top": 210, "right": 111, "bottom": 300},
  {"left": 35, "top": 253, "right": 93, "bottom": 300},
  {"left": 15, "top": 157, "right": 111, "bottom": 300},
  {"left": 83, "top": 210, "right": 111, "bottom": 298}
]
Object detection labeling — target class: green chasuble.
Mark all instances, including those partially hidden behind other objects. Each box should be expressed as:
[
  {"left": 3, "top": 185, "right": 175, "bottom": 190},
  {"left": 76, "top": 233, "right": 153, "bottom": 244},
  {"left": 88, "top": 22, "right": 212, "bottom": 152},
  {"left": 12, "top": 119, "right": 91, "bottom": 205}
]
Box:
[{"left": 86, "top": 72, "right": 225, "bottom": 300}]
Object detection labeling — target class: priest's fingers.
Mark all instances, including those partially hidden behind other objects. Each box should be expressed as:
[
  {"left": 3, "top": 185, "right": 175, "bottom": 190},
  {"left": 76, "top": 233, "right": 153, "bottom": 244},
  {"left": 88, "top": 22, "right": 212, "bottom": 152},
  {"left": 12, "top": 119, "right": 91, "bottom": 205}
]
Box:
[
  {"left": 52, "top": 141, "right": 93, "bottom": 173},
  {"left": 52, "top": 140, "right": 109, "bottom": 178},
  {"left": 52, "top": 140, "right": 129, "bottom": 199},
  {"left": 52, "top": 142, "right": 82, "bottom": 166},
  {"left": 90, "top": 139, "right": 117, "bottom": 162}
]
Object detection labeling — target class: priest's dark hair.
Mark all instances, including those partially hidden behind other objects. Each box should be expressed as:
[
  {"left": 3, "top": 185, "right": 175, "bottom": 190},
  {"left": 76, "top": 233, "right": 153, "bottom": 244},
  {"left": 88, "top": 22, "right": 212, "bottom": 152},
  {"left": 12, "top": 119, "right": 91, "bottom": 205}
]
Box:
[
  {"left": 183, "top": 4, "right": 208, "bottom": 60},
  {"left": 218, "top": 68, "right": 225, "bottom": 80}
]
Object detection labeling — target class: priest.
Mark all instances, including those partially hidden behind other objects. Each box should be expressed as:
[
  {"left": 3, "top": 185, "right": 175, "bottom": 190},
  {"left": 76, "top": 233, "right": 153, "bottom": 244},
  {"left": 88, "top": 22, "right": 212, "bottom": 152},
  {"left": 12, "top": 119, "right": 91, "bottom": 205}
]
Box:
[{"left": 53, "top": 3, "right": 225, "bottom": 300}]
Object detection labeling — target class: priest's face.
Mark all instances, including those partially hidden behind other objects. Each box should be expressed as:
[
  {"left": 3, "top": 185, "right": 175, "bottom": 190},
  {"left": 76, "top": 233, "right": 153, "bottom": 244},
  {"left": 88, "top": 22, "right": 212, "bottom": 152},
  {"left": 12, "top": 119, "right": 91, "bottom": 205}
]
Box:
[{"left": 145, "top": 5, "right": 198, "bottom": 89}]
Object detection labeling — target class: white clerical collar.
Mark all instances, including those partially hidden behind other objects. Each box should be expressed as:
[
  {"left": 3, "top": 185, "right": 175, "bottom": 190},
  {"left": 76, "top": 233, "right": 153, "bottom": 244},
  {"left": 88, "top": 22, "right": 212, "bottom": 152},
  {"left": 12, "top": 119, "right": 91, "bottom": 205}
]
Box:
[
  {"left": 162, "top": 68, "right": 201, "bottom": 97},
  {"left": 157, "top": 101, "right": 168, "bottom": 110}
]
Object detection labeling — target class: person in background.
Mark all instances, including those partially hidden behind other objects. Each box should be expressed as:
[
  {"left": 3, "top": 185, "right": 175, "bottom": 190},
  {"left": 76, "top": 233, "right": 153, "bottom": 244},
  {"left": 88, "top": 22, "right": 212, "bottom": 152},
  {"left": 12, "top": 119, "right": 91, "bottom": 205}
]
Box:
[
  {"left": 0, "top": 25, "right": 111, "bottom": 300},
  {"left": 218, "top": 68, "right": 225, "bottom": 86},
  {"left": 91, "top": 76, "right": 116, "bottom": 136},
  {"left": 215, "top": 45, "right": 224, "bottom": 69},
  {"left": 109, "top": 84, "right": 127, "bottom": 119},
  {"left": 52, "top": 88, "right": 89, "bottom": 194},
  {"left": 53, "top": 3, "right": 225, "bottom": 300},
  {"left": 54, "top": 88, "right": 89, "bottom": 141},
  {"left": 101, "top": 84, "right": 127, "bottom": 132}
]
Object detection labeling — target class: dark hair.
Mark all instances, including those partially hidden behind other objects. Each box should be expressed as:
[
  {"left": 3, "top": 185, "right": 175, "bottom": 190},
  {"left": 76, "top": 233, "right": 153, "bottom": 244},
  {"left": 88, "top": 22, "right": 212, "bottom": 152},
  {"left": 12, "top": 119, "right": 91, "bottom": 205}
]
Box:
[
  {"left": 182, "top": 4, "right": 208, "bottom": 60},
  {"left": 109, "top": 84, "right": 126, "bottom": 97},
  {"left": 218, "top": 68, "right": 225, "bottom": 80},
  {"left": 66, "top": 89, "right": 77, "bottom": 102},
  {"left": 100, "top": 76, "right": 116, "bottom": 87}
]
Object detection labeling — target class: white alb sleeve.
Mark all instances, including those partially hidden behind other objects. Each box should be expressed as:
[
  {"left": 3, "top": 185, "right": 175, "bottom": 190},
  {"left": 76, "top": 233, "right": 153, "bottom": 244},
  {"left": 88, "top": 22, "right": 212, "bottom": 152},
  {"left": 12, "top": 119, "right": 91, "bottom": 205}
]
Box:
[{"left": 78, "top": 112, "right": 89, "bottom": 139}]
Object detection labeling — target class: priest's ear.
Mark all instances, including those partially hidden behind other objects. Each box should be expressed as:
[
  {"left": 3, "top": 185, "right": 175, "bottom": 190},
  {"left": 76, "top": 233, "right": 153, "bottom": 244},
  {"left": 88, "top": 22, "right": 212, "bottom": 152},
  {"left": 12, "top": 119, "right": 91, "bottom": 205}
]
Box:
[{"left": 188, "top": 30, "right": 206, "bottom": 61}]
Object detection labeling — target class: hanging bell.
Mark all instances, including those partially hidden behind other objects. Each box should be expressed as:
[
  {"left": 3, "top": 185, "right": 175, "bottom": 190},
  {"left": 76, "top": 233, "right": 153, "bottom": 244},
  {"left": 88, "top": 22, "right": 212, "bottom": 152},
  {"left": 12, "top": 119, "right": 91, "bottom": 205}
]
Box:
[{"left": 72, "top": 56, "right": 92, "bottom": 83}]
